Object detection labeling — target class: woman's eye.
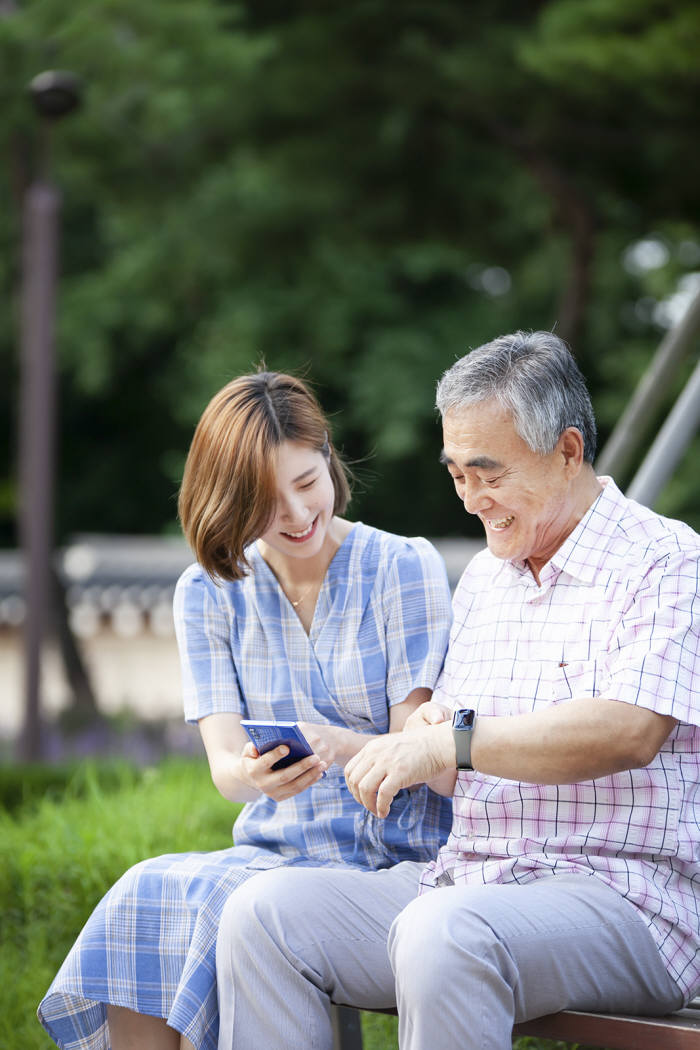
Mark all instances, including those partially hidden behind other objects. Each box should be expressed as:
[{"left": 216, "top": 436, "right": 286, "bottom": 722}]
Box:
[{"left": 299, "top": 477, "right": 317, "bottom": 490}]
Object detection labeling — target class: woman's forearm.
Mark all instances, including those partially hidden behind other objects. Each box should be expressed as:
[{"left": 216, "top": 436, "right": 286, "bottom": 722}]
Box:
[{"left": 209, "top": 750, "right": 262, "bottom": 804}]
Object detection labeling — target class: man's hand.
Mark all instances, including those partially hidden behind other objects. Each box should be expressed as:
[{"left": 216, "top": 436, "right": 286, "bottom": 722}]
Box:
[{"left": 345, "top": 722, "right": 455, "bottom": 818}]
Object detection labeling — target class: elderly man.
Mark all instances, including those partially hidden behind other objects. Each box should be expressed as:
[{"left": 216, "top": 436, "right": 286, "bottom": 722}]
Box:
[{"left": 216, "top": 331, "right": 699, "bottom": 1050}]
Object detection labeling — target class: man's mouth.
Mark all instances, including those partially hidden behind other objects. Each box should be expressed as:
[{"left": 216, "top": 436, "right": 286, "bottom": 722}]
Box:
[
  {"left": 486, "top": 515, "right": 515, "bottom": 532},
  {"left": 282, "top": 517, "right": 318, "bottom": 542}
]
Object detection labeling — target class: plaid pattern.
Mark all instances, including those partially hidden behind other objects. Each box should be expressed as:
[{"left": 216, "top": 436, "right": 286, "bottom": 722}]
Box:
[
  {"left": 38, "top": 524, "right": 453, "bottom": 1049},
  {"left": 420, "top": 479, "right": 700, "bottom": 1000}
]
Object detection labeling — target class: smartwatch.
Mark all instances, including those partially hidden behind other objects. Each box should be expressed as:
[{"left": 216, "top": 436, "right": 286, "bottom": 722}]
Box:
[{"left": 452, "top": 708, "right": 476, "bottom": 770}]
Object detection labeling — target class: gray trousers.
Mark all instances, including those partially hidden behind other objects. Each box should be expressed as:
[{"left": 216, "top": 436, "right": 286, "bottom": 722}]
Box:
[{"left": 216, "top": 862, "right": 682, "bottom": 1050}]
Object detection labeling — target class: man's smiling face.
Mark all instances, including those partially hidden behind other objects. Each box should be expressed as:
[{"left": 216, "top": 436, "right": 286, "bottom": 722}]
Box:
[{"left": 441, "top": 399, "right": 588, "bottom": 580}]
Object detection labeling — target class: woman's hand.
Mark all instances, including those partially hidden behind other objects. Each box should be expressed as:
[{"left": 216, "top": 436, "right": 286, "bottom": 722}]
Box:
[
  {"left": 296, "top": 722, "right": 350, "bottom": 767},
  {"left": 403, "top": 701, "right": 452, "bottom": 731},
  {"left": 236, "top": 741, "right": 326, "bottom": 802}
]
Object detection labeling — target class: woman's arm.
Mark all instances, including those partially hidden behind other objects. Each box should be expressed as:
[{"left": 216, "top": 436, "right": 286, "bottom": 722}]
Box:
[
  {"left": 198, "top": 712, "right": 326, "bottom": 804},
  {"left": 298, "top": 687, "right": 434, "bottom": 770}
]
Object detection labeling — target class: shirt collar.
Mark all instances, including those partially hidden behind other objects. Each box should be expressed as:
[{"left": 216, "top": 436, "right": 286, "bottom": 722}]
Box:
[
  {"left": 545, "top": 477, "right": 625, "bottom": 584},
  {"left": 494, "top": 477, "right": 625, "bottom": 588}
]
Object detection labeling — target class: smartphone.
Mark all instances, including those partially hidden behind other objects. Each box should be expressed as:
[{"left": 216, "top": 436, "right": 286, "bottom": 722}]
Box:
[{"left": 240, "top": 719, "right": 319, "bottom": 772}]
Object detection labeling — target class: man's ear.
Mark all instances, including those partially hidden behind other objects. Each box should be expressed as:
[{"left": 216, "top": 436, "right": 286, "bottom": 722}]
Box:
[{"left": 559, "top": 427, "right": 585, "bottom": 477}]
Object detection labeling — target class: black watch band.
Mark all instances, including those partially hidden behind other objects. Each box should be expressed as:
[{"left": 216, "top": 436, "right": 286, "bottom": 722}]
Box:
[{"left": 452, "top": 708, "right": 476, "bottom": 770}]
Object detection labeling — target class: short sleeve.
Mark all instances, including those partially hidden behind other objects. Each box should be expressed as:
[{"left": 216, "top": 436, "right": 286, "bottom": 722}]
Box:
[
  {"left": 173, "top": 564, "right": 244, "bottom": 723},
  {"left": 381, "top": 538, "right": 452, "bottom": 706},
  {"left": 601, "top": 550, "right": 700, "bottom": 726}
]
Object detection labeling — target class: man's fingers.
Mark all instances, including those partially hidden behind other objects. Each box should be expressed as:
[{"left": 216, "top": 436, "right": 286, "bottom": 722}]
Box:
[
  {"left": 375, "top": 775, "right": 400, "bottom": 819},
  {"left": 346, "top": 762, "right": 387, "bottom": 817}
]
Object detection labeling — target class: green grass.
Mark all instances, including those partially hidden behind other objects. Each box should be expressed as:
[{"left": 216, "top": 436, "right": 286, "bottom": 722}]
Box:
[
  {"left": 1, "top": 758, "right": 559, "bottom": 1050},
  {"left": 0, "top": 758, "right": 402, "bottom": 1050},
  {"left": 1, "top": 758, "right": 236, "bottom": 1050}
]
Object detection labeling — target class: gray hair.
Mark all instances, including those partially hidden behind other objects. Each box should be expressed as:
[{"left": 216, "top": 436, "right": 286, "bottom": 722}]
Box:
[{"left": 436, "top": 331, "right": 597, "bottom": 463}]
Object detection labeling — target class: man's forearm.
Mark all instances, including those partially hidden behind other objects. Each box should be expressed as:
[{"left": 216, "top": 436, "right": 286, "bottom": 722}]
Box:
[
  {"left": 346, "top": 696, "right": 677, "bottom": 818},
  {"left": 470, "top": 696, "right": 676, "bottom": 784}
]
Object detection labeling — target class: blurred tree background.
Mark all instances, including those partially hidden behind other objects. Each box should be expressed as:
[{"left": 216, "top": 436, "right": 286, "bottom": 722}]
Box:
[{"left": 1, "top": 0, "right": 699, "bottom": 547}]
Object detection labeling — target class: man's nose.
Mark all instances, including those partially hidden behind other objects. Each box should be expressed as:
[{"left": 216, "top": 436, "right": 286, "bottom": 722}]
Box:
[{"left": 462, "top": 477, "right": 491, "bottom": 516}]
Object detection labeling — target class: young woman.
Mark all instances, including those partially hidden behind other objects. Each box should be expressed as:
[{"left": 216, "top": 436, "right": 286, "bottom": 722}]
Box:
[{"left": 38, "top": 371, "right": 453, "bottom": 1050}]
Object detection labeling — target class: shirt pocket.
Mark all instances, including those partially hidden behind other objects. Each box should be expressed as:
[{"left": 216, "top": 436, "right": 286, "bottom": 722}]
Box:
[{"left": 547, "top": 659, "right": 600, "bottom": 703}]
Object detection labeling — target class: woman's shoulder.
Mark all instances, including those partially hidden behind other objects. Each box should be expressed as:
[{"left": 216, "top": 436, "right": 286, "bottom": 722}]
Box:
[
  {"left": 350, "top": 523, "right": 446, "bottom": 577},
  {"left": 174, "top": 560, "right": 251, "bottom": 608}
]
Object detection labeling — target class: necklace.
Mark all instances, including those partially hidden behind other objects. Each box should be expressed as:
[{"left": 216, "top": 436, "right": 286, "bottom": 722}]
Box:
[{"left": 289, "top": 582, "right": 317, "bottom": 607}]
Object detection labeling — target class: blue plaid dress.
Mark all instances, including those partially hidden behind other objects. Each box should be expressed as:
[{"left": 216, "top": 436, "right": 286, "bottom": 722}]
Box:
[{"left": 38, "top": 524, "right": 453, "bottom": 1050}]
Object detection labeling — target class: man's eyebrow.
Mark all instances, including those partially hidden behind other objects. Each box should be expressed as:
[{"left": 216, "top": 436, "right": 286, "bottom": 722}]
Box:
[{"left": 439, "top": 450, "right": 503, "bottom": 470}]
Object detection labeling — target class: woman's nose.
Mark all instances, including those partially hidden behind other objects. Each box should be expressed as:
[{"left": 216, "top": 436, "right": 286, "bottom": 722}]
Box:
[{"left": 279, "top": 490, "right": 306, "bottom": 522}]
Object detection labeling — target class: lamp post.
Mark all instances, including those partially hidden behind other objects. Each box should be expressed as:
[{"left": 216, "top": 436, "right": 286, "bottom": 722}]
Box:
[{"left": 18, "top": 70, "right": 81, "bottom": 760}]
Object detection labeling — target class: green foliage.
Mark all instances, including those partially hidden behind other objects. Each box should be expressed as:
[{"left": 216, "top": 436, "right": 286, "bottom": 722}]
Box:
[
  {"left": 0, "top": 756, "right": 143, "bottom": 812},
  {"left": 0, "top": 757, "right": 237, "bottom": 1050},
  {"left": 0, "top": 0, "right": 699, "bottom": 546}
]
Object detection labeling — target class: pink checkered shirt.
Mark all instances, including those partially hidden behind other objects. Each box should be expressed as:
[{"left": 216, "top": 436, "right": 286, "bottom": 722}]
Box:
[{"left": 420, "top": 478, "right": 700, "bottom": 1000}]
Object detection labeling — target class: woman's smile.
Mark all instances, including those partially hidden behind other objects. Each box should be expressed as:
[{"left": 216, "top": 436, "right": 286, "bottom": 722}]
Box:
[{"left": 281, "top": 516, "right": 319, "bottom": 543}]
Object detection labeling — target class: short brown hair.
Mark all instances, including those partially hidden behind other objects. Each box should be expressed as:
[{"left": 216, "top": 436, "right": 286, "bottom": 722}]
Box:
[{"left": 178, "top": 371, "right": 351, "bottom": 581}]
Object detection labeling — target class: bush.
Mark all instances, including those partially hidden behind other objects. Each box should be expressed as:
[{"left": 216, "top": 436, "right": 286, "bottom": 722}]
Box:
[{"left": 0, "top": 759, "right": 147, "bottom": 814}]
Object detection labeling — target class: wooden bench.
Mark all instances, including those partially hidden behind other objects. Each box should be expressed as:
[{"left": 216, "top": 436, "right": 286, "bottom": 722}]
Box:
[{"left": 331, "top": 996, "right": 700, "bottom": 1050}]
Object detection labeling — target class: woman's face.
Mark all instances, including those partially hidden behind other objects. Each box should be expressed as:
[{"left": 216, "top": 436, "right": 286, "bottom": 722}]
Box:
[{"left": 258, "top": 440, "right": 337, "bottom": 560}]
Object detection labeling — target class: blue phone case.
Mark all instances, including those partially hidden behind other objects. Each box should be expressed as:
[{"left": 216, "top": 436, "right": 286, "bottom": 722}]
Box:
[{"left": 240, "top": 720, "right": 315, "bottom": 770}]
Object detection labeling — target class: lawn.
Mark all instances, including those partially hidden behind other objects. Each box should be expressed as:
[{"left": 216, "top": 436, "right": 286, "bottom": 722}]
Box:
[
  {"left": 0, "top": 757, "right": 400, "bottom": 1050},
  {"left": 2, "top": 757, "right": 558, "bottom": 1050}
]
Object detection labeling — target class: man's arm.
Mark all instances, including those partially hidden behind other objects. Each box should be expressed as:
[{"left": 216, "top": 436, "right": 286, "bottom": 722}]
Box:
[{"left": 345, "top": 697, "right": 677, "bottom": 819}]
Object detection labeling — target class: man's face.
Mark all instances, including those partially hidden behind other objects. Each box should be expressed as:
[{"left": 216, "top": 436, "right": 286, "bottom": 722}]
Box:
[{"left": 441, "top": 399, "right": 584, "bottom": 579}]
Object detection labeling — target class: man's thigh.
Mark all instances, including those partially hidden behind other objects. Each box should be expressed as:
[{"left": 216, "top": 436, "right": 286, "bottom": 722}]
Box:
[{"left": 390, "top": 874, "right": 682, "bottom": 1020}]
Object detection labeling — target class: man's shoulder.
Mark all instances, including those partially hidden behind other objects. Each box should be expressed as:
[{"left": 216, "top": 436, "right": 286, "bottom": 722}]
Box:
[{"left": 606, "top": 494, "right": 700, "bottom": 568}]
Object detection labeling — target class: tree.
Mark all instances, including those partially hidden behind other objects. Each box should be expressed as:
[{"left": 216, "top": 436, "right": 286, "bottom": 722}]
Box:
[{"left": 1, "top": 0, "right": 698, "bottom": 548}]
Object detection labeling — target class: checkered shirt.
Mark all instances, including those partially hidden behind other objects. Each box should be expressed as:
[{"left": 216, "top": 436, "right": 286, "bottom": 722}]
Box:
[{"left": 420, "top": 478, "right": 700, "bottom": 1001}]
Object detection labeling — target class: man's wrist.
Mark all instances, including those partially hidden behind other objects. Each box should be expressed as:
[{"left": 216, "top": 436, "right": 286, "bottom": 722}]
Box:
[
  {"left": 435, "top": 720, "right": 458, "bottom": 770},
  {"left": 452, "top": 708, "right": 476, "bottom": 770}
]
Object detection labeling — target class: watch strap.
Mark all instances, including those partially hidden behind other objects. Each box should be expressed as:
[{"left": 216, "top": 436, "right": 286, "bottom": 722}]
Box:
[{"left": 452, "top": 708, "right": 475, "bottom": 770}]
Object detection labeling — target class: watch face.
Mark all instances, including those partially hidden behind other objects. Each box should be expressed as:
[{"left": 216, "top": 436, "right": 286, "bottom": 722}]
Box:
[{"left": 453, "top": 708, "right": 476, "bottom": 731}]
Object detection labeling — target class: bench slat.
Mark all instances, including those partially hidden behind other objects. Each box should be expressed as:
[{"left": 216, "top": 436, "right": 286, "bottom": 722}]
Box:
[
  {"left": 332, "top": 997, "right": 700, "bottom": 1050},
  {"left": 514, "top": 1005, "right": 700, "bottom": 1050}
]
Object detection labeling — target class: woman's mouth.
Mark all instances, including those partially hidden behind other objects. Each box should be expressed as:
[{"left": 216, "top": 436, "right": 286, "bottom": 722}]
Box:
[{"left": 281, "top": 516, "right": 318, "bottom": 543}]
